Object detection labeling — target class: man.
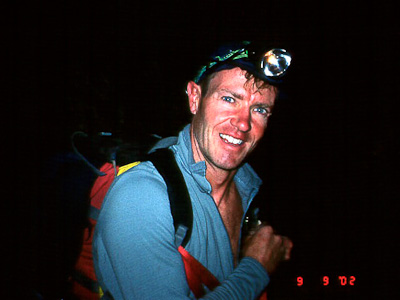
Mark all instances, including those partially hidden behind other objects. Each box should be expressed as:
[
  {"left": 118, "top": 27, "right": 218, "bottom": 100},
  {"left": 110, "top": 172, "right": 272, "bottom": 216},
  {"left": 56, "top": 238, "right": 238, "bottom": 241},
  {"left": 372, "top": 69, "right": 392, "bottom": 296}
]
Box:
[{"left": 93, "top": 41, "right": 293, "bottom": 299}]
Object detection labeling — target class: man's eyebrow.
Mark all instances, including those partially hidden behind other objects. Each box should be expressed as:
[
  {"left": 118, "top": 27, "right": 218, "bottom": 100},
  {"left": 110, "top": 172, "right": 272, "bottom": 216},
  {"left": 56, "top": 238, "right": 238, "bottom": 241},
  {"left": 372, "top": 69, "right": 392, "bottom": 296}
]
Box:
[
  {"left": 220, "top": 88, "right": 274, "bottom": 108},
  {"left": 219, "top": 88, "right": 244, "bottom": 100},
  {"left": 255, "top": 101, "right": 274, "bottom": 110}
]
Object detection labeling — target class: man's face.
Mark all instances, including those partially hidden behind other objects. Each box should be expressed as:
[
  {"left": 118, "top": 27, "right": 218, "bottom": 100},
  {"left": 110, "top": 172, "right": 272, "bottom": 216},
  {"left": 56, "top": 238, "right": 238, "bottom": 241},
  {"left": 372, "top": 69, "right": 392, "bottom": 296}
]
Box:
[{"left": 189, "top": 67, "right": 277, "bottom": 172}]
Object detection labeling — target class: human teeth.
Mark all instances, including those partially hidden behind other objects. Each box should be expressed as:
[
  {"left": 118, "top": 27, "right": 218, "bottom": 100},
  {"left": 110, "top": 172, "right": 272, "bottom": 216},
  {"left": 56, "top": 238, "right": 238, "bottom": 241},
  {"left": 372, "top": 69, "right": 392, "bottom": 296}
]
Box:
[{"left": 220, "top": 134, "right": 243, "bottom": 145}]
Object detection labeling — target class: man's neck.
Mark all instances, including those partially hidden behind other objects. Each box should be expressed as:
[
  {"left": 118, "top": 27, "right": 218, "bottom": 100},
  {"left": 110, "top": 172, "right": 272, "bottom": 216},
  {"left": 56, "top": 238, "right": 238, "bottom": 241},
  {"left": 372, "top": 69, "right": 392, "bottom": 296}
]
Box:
[{"left": 205, "top": 163, "right": 237, "bottom": 206}]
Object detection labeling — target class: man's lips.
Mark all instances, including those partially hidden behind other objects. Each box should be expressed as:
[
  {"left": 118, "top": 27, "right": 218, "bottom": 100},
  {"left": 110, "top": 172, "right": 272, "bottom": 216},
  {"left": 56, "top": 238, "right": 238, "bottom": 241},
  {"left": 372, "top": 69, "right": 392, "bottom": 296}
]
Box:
[{"left": 219, "top": 133, "right": 244, "bottom": 145}]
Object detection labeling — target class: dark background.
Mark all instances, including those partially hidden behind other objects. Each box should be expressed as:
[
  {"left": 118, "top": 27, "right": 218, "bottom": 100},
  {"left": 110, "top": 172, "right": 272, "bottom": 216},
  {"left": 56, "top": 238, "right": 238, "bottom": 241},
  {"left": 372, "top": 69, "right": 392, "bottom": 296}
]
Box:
[{"left": 5, "top": 1, "right": 398, "bottom": 299}]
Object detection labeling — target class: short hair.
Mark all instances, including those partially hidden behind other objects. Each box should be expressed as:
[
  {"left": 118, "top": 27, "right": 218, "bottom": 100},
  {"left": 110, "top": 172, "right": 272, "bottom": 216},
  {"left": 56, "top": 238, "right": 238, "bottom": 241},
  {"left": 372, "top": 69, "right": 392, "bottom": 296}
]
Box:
[{"left": 198, "top": 69, "right": 279, "bottom": 99}]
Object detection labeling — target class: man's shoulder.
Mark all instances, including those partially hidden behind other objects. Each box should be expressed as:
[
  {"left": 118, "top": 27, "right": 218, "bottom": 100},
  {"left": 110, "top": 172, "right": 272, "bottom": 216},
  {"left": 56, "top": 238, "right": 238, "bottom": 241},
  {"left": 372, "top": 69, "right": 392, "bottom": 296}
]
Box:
[
  {"left": 113, "top": 160, "right": 166, "bottom": 190},
  {"left": 103, "top": 161, "right": 168, "bottom": 209}
]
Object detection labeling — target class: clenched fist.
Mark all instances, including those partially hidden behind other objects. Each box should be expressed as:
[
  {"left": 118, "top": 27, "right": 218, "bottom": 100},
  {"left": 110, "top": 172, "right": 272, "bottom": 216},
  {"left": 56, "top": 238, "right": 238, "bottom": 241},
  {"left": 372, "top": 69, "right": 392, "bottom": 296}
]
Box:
[{"left": 242, "top": 225, "right": 293, "bottom": 274}]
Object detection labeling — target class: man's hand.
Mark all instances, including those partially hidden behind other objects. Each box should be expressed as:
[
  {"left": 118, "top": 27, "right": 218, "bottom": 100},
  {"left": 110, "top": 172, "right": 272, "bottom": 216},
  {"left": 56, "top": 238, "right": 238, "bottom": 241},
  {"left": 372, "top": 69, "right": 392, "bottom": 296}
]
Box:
[{"left": 242, "top": 225, "right": 293, "bottom": 274}]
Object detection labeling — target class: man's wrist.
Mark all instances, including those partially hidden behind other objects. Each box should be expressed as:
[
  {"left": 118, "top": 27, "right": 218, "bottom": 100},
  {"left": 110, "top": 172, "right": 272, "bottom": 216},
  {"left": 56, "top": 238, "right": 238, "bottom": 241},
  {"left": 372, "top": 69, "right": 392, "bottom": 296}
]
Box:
[{"left": 233, "top": 256, "right": 270, "bottom": 296}]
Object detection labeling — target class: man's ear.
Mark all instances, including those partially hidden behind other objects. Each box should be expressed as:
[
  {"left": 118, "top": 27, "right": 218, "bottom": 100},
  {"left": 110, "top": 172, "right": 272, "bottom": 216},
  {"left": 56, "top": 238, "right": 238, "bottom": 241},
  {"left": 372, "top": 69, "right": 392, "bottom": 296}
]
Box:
[{"left": 186, "top": 81, "right": 201, "bottom": 115}]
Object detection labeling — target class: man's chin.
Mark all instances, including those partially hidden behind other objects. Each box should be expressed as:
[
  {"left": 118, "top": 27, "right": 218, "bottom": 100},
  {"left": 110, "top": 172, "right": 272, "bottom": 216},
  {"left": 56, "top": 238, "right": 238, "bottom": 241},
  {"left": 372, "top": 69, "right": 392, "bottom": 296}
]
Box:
[{"left": 213, "top": 157, "right": 246, "bottom": 172}]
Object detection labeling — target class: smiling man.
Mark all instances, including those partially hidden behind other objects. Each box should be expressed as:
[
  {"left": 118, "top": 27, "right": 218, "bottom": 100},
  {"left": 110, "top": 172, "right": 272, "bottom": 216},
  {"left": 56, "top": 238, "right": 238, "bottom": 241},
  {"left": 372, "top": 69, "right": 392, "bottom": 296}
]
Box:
[
  {"left": 187, "top": 67, "right": 279, "bottom": 266},
  {"left": 189, "top": 68, "right": 276, "bottom": 172},
  {"left": 93, "top": 41, "right": 293, "bottom": 299}
]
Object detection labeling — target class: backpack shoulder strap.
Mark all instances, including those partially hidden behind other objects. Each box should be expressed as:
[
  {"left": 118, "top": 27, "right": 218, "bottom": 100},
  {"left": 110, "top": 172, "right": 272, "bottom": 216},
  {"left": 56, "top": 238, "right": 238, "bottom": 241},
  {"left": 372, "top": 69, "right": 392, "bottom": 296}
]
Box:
[
  {"left": 89, "top": 148, "right": 193, "bottom": 247},
  {"left": 148, "top": 148, "right": 193, "bottom": 248}
]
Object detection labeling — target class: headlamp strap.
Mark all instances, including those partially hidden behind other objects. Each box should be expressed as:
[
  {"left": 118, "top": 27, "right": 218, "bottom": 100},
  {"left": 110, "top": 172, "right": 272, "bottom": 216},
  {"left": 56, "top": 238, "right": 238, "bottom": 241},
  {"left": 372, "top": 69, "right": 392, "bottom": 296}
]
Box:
[{"left": 194, "top": 48, "right": 249, "bottom": 83}]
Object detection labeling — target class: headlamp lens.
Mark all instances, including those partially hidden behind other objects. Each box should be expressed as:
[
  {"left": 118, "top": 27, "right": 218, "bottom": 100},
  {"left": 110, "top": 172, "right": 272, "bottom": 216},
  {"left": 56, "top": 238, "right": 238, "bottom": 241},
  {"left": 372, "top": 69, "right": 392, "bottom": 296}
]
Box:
[{"left": 261, "top": 48, "right": 292, "bottom": 77}]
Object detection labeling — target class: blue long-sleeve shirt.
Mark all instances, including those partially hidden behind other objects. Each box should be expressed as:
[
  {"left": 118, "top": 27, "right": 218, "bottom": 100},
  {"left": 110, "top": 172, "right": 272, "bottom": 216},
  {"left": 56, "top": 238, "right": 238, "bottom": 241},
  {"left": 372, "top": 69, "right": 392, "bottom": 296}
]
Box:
[{"left": 93, "top": 124, "right": 269, "bottom": 299}]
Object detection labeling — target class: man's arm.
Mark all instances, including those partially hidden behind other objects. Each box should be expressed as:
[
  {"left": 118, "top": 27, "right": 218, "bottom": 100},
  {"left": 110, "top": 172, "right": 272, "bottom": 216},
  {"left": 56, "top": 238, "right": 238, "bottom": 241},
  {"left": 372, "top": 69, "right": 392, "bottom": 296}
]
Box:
[
  {"left": 93, "top": 162, "right": 191, "bottom": 299},
  {"left": 93, "top": 162, "right": 271, "bottom": 299}
]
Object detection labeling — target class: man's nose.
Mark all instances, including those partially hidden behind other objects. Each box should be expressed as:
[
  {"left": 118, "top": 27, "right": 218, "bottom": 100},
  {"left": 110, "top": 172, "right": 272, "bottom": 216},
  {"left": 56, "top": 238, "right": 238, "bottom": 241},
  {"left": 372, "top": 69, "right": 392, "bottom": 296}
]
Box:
[{"left": 231, "top": 110, "right": 251, "bottom": 132}]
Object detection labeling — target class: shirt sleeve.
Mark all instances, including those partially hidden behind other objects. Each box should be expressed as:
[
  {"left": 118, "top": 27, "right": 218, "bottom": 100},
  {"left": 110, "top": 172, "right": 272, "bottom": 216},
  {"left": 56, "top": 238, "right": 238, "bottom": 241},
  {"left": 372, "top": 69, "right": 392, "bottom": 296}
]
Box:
[
  {"left": 203, "top": 257, "right": 270, "bottom": 300},
  {"left": 93, "top": 162, "right": 269, "bottom": 300}
]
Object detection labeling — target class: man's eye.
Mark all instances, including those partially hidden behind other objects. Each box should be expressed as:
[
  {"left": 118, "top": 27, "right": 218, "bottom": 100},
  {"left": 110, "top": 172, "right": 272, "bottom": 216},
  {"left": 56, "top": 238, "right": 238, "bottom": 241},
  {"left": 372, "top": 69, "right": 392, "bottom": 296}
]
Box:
[
  {"left": 222, "top": 96, "right": 235, "bottom": 103},
  {"left": 254, "top": 107, "right": 271, "bottom": 116}
]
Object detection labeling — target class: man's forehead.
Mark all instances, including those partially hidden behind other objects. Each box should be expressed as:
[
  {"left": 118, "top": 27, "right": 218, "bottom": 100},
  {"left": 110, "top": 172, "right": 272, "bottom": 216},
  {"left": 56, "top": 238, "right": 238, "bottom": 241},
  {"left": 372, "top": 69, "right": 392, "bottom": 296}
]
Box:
[{"left": 208, "top": 68, "right": 277, "bottom": 101}]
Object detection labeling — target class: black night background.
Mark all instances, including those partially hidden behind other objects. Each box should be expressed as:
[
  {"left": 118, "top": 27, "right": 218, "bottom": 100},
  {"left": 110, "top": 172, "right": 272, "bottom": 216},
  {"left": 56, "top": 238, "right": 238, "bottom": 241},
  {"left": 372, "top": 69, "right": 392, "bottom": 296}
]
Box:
[{"left": 5, "top": 1, "right": 398, "bottom": 299}]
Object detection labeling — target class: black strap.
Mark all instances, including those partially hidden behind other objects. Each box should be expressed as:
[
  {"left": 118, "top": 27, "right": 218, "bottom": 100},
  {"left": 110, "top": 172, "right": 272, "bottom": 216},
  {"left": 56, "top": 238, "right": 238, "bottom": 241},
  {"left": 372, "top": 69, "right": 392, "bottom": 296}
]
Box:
[{"left": 148, "top": 148, "right": 193, "bottom": 248}]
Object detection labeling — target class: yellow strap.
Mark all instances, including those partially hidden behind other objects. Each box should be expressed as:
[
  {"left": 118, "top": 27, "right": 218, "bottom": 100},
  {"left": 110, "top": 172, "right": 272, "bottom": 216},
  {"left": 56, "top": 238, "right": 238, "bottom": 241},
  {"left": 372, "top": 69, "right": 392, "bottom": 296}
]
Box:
[{"left": 117, "top": 161, "right": 141, "bottom": 176}]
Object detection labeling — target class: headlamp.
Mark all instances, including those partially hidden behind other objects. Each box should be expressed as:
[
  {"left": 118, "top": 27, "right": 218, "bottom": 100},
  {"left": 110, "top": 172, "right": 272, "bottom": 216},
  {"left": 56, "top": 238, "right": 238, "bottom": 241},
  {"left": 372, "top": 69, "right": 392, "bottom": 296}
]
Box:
[
  {"left": 194, "top": 42, "right": 292, "bottom": 84},
  {"left": 261, "top": 48, "right": 292, "bottom": 77}
]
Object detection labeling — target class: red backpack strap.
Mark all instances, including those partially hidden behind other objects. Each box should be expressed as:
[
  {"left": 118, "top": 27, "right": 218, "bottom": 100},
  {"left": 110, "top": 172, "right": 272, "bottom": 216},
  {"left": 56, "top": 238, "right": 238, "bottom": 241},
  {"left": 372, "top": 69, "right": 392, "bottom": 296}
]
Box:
[
  {"left": 178, "top": 246, "right": 267, "bottom": 299},
  {"left": 178, "top": 246, "right": 220, "bottom": 298}
]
